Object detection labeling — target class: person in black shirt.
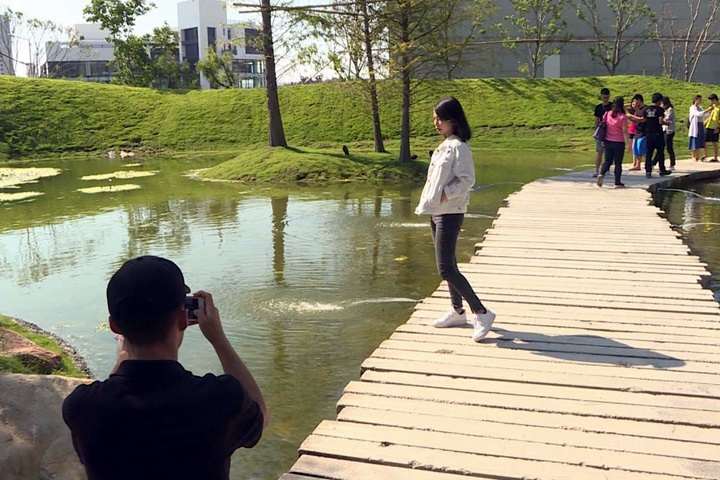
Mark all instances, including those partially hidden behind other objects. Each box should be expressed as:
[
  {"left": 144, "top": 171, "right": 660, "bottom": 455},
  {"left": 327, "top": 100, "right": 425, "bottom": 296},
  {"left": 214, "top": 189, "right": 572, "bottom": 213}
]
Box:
[
  {"left": 63, "top": 256, "right": 268, "bottom": 480},
  {"left": 643, "top": 92, "right": 671, "bottom": 177},
  {"left": 626, "top": 94, "right": 646, "bottom": 171},
  {"left": 593, "top": 88, "right": 612, "bottom": 177}
]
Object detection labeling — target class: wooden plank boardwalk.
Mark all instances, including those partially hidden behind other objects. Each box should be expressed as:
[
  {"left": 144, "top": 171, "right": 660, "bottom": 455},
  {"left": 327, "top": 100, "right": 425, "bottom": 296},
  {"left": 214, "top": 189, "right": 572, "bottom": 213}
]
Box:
[{"left": 281, "top": 160, "right": 720, "bottom": 480}]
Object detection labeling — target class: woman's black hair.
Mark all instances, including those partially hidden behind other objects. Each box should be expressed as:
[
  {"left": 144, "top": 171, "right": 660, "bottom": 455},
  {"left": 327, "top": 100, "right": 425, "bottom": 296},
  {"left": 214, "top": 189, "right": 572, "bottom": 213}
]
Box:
[
  {"left": 662, "top": 96, "right": 673, "bottom": 108},
  {"left": 434, "top": 97, "right": 471, "bottom": 142},
  {"left": 694, "top": 94, "right": 702, "bottom": 102},
  {"left": 611, "top": 96, "right": 624, "bottom": 118}
]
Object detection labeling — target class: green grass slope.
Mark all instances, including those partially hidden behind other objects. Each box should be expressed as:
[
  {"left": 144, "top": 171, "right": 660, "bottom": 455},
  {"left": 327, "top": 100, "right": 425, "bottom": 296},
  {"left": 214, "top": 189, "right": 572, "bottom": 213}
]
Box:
[{"left": 0, "top": 75, "right": 717, "bottom": 158}]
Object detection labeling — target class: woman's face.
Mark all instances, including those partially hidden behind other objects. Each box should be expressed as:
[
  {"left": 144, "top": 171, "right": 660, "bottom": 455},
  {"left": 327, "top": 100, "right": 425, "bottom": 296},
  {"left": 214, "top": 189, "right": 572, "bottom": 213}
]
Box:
[
  {"left": 433, "top": 111, "right": 454, "bottom": 138},
  {"left": 631, "top": 99, "right": 637, "bottom": 109},
  {"left": 695, "top": 97, "right": 702, "bottom": 106}
]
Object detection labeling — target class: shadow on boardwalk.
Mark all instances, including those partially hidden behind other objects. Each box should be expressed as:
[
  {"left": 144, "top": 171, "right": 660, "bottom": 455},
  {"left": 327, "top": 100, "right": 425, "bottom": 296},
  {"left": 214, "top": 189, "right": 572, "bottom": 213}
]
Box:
[{"left": 490, "top": 327, "right": 686, "bottom": 368}]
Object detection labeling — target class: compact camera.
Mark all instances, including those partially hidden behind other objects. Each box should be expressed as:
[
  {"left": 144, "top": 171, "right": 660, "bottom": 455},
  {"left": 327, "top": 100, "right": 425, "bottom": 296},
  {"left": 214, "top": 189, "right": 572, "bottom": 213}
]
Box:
[{"left": 184, "top": 296, "right": 205, "bottom": 321}]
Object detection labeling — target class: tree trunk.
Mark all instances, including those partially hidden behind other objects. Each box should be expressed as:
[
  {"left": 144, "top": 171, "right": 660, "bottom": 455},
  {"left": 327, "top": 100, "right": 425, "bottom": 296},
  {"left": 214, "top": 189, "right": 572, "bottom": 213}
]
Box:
[
  {"left": 360, "top": 0, "right": 385, "bottom": 153},
  {"left": 398, "top": 4, "right": 412, "bottom": 164},
  {"left": 261, "top": 0, "right": 287, "bottom": 147}
]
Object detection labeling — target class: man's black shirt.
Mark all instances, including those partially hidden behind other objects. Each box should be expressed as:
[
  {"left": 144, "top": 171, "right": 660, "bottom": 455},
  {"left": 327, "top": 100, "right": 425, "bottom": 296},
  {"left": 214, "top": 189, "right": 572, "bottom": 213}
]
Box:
[
  {"left": 594, "top": 102, "right": 612, "bottom": 119},
  {"left": 643, "top": 105, "right": 665, "bottom": 134},
  {"left": 63, "top": 360, "right": 263, "bottom": 480},
  {"left": 633, "top": 106, "right": 647, "bottom": 136}
]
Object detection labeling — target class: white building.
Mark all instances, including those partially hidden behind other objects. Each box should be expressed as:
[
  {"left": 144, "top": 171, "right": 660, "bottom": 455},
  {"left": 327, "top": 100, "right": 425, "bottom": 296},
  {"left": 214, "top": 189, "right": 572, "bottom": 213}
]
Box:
[
  {"left": 44, "top": 24, "right": 115, "bottom": 82},
  {"left": 0, "top": 15, "right": 13, "bottom": 75},
  {"left": 177, "top": 0, "right": 265, "bottom": 89}
]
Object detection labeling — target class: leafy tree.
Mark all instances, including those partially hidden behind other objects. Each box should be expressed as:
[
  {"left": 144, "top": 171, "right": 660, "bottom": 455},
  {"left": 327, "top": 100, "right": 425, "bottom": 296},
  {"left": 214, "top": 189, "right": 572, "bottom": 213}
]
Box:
[
  {"left": 290, "top": 0, "right": 387, "bottom": 152},
  {"left": 0, "top": 8, "right": 80, "bottom": 77},
  {"left": 576, "top": 0, "right": 656, "bottom": 75},
  {"left": 380, "top": 0, "right": 461, "bottom": 163},
  {"left": 144, "top": 24, "right": 198, "bottom": 89},
  {"left": 196, "top": 48, "right": 239, "bottom": 88},
  {"left": 83, "top": 0, "right": 155, "bottom": 86},
  {"left": 503, "top": 0, "right": 570, "bottom": 78}
]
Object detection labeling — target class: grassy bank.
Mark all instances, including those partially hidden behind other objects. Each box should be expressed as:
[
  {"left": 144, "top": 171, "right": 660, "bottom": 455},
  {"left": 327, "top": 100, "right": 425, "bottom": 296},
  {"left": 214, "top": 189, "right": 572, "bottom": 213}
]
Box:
[
  {"left": 0, "top": 315, "right": 88, "bottom": 377},
  {"left": 2, "top": 75, "right": 718, "bottom": 157}
]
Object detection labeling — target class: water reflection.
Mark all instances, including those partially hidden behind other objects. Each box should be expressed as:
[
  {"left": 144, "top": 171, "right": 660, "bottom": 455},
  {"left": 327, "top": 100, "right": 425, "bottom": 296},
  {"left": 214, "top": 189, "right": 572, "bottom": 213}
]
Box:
[
  {"left": 659, "top": 178, "right": 720, "bottom": 301},
  {"left": 0, "top": 151, "right": 593, "bottom": 479}
]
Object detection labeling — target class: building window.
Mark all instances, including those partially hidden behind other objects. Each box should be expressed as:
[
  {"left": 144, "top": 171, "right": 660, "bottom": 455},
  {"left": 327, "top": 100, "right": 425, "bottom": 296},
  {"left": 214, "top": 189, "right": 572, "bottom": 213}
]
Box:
[
  {"left": 181, "top": 27, "right": 199, "bottom": 69},
  {"left": 208, "top": 27, "right": 217, "bottom": 47},
  {"left": 244, "top": 28, "right": 262, "bottom": 55}
]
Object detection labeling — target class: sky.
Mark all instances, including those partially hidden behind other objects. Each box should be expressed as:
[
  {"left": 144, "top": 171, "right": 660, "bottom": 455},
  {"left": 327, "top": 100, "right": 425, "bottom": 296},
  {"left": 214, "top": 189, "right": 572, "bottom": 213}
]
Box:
[{"left": 1, "top": 0, "right": 258, "bottom": 36}]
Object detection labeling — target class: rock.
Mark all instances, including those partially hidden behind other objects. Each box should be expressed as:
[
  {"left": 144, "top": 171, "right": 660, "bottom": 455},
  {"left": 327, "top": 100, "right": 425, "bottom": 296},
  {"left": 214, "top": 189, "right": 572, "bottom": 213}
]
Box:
[
  {"left": 0, "top": 373, "right": 90, "bottom": 480},
  {"left": 0, "top": 328, "right": 62, "bottom": 374}
]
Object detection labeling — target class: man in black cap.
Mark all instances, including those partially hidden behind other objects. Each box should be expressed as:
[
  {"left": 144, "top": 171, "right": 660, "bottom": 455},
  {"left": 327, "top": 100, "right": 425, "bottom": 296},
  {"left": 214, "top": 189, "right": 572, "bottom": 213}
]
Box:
[{"left": 63, "top": 255, "right": 268, "bottom": 480}]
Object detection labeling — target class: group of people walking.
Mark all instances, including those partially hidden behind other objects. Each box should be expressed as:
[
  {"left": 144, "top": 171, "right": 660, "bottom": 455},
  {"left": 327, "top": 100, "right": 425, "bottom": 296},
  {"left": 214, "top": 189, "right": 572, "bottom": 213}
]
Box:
[{"left": 593, "top": 88, "right": 720, "bottom": 188}]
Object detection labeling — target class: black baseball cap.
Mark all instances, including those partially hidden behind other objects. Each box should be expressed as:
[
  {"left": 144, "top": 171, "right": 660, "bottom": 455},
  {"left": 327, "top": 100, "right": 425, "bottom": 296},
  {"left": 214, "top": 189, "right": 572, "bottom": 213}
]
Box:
[
  {"left": 107, "top": 256, "right": 190, "bottom": 324},
  {"left": 709, "top": 94, "right": 719, "bottom": 101}
]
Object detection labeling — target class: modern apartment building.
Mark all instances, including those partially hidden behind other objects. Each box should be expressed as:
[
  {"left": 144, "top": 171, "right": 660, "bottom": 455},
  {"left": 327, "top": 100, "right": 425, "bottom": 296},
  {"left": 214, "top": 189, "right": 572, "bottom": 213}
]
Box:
[
  {"left": 442, "top": 0, "right": 720, "bottom": 83},
  {"left": 177, "top": 0, "right": 265, "bottom": 89},
  {"left": 44, "top": 24, "right": 115, "bottom": 82},
  {"left": 0, "top": 15, "right": 13, "bottom": 75}
]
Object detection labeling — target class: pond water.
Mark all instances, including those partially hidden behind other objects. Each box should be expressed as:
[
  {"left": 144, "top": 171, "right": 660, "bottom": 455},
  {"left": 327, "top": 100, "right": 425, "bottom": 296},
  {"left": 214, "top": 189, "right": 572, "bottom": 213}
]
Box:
[
  {"left": 657, "top": 177, "right": 720, "bottom": 301},
  {"left": 1, "top": 150, "right": 594, "bottom": 479}
]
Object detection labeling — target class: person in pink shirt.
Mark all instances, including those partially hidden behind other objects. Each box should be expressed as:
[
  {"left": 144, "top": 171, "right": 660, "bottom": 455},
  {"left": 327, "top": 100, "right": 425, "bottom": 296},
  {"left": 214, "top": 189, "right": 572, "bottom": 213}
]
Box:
[{"left": 597, "top": 97, "right": 631, "bottom": 188}]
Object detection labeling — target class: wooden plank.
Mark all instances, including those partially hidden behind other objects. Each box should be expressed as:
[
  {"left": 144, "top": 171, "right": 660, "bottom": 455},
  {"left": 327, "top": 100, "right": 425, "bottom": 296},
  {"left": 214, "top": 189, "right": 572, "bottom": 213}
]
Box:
[
  {"left": 359, "top": 369, "right": 720, "bottom": 411},
  {"left": 361, "top": 355, "right": 720, "bottom": 400},
  {"left": 342, "top": 381, "right": 720, "bottom": 426},
  {"left": 362, "top": 337, "right": 720, "bottom": 388},
  {"left": 311, "top": 420, "right": 720, "bottom": 479},
  {"left": 338, "top": 406, "right": 720, "bottom": 462},
  {"left": 404, "top": 316, "right": 720, "bottom": 354},
  {"left": 416, "top": 300, "right": 720, "bottom": 325},
  {"left": 407, "top": 310, "right": 720, "bottom": 340},
  {"left": 439, "top": 282, "right": 715, "bottom": 302},
  {"left": 459, "top": 271, "right": 712, "bottom": 293},
  {"left": 431, "top": 288, "right": 719, "bottom": 310},
  {"left": 471, "top": 255, "right": 709, "bottom": 275},
  {"left": 336, "top": 393, "right": 720, "bottom": 445},
  {"left": 422, "top": 292, "right": 720, "bottom": 315},
  {"left": 290, "top": 456, "right": 477, "bottom": 480},
  {"left": 402, "top": 317, "right": 720, "bottom": 345},
  {"left": 298, "top": 434, "right": 692, "bottom": 480},
  {"left": 393, "top": 325, "right": 720, "bottom": 374},
  {"left": 280, "top": 474, "right": 321, "bottom": 480},
  {"left": 457, "top": 264, "right": 706, "bottom": 283}
]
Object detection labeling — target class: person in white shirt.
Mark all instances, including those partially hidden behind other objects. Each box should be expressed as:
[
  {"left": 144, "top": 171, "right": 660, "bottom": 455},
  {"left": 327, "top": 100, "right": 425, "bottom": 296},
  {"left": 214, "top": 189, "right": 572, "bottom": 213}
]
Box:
[
  {"left": 662, "top": 96, "right": 676, "bottom": 169},
  {"left": 415, "top": 97, "right": 495, "bottom": 342},
  {"left": 688, "top": 95, "right": 706, "bottom": 161}
]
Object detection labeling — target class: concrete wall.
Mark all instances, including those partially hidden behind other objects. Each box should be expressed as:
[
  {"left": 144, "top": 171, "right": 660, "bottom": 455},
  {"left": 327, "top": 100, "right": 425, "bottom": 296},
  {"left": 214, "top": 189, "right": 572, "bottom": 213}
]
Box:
[
  {"left": 446, "top": 0, "right": 720, "bottom": 83},
  {"left": 0, "top": 16, "right": 13, "bottom": 75}
]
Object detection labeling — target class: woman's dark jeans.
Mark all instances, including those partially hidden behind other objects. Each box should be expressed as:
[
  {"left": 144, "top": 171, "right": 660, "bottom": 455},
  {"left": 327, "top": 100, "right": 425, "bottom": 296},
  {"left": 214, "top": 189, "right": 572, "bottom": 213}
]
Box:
[
  {"left": 430, "top": 213, "right": 485, "bottom": 313},
  {"left": 601, "top": 141, "right": 625, "bottom": 184},
  {"left": 665, "top": 132, "right": 676, "bottom": 166}
]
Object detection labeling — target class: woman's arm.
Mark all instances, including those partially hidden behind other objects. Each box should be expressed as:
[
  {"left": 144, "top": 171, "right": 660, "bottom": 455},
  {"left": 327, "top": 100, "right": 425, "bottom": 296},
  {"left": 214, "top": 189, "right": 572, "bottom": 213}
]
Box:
[{"left": 443, "top": 143, "right": 475, "bottom": 201}]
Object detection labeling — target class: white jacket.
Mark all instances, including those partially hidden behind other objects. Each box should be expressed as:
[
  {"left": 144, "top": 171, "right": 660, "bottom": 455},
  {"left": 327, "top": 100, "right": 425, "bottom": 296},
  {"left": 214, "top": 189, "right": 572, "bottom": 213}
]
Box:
[{"left": 415, "top": 135, "right": 475, "bottom": 215}]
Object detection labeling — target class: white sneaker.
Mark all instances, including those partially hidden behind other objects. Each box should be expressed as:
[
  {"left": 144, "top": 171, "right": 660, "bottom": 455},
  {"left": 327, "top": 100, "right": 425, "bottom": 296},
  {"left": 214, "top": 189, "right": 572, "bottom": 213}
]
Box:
[
  {"left": 472, "top": 309, "right": 496, "bottom": 342},
  {"left": 432, "top": 309, "right": 467, "bottom": 328}
]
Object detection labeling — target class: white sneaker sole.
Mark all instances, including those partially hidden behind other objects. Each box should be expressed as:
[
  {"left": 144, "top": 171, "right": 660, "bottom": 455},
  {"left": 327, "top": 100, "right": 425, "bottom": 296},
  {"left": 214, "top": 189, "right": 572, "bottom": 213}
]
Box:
[
  {"left": 432, "top": 317, "right": 467, "bottom": 328},
  {"left": 472, "top": 311, "right": 496, "bottom": 341}
]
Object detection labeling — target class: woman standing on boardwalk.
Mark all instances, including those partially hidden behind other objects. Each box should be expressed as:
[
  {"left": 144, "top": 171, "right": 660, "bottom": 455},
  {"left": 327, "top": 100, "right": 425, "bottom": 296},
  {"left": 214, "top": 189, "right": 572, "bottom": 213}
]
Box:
[
  {"left": 662, "top": 96, "right": 676, "bottom": 169},
  {"left": 689, "top": 95, "right": 706, "bottom": 161},
  {"left": 415, "top": 97, "right": 496, "bottom": 342},
  {"left": 597, "top": 97, "right": 630, "bottom": 188}
]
